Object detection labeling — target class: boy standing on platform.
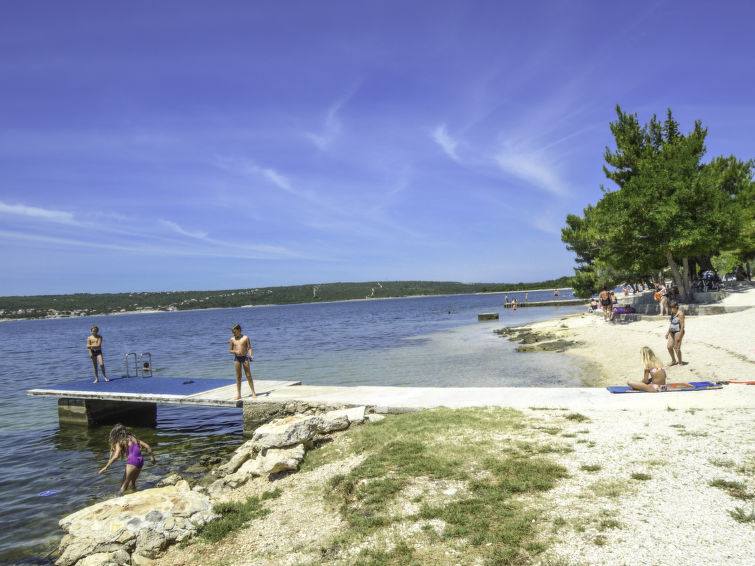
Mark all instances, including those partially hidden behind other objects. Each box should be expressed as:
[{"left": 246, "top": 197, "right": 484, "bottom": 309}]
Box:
[{"left": 229, "top": 324, "right": 256, "bottom": 399}]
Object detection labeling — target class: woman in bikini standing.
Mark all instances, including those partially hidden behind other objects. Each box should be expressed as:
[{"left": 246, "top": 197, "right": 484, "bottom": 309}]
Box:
[
  {"left": 666, "top": 301, "right": 685, "bottom": 366},
  {"left": 599, "top": 286, "right": 611, "bottom": 322}
]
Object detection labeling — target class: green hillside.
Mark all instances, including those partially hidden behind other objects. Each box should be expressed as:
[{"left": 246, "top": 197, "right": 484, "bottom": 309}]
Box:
[{"left": 0, "top": 277, "right": 572, "bottom": 320}]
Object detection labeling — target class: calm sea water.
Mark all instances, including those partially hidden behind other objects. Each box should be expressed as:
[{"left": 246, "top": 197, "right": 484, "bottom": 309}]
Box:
[{"left": 0, "top": 291, "right": 589, "bottom": 564}]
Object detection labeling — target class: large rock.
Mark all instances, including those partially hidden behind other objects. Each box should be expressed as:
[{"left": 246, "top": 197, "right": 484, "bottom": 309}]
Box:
[
  {"left": 251, "top": 414, "right": 324, "bottom": 448},
  {"left": 324, "top": 406, "right": 365, "bottom": 427},
  {"left": 216, "top": 438, "right": 257, "bottom": 475},
  {"left": 57, "top": 481, "right": 216, "bottom": 566},
  {"left": 254, "top": 444, "right": 306, "bottom": 475}
]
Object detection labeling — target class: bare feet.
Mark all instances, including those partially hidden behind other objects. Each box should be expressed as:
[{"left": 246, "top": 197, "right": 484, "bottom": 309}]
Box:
[
  {"left": 93, "top": 379, "right": 99, "bottom": 383},
  {"left": 104, "top": 378, "right": 110, "bottom": 382},
  {"left": 668, "top": 361, "right": 678, "bottom": 366},
  {"left": 234, "top": 395, "right": 241, "bottom": 400}
]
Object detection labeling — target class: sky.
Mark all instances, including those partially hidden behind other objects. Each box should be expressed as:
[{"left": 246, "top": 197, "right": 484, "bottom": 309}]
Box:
[{"left": 1, "top": 1, "right": 754, "bottom": 296}]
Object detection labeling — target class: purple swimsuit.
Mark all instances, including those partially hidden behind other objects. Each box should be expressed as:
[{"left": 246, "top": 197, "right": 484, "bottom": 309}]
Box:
[{"left": 127, "top": 441, "right": 144, "bottom": 468}]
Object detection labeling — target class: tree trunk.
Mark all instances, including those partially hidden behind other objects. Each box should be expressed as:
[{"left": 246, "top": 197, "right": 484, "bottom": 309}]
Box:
[
  {"left": 664, "top": 251, "right": 690, "bottom": 302},
  {"left": 681, "top": 257, "right": 692, "bottom": 299}
]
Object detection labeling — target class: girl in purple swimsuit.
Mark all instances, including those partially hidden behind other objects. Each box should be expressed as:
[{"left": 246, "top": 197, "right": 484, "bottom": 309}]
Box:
[{"left": 98, "top": 423, "right": 156, "bottom": 493}]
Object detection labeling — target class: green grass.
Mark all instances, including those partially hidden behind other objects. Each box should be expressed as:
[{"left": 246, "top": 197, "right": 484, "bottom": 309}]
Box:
[
  {"left": 320, "top": 407, "right": 570, "bottom": 565},
  {"left": 630, "top": 472, "right": 652, "bottom": 481},
  {"left": 728, "top": 506, "right": 755, "bottom": 523},
  {"left": 194, "top": 488, "right": 282, "bottom": 543},
  {"left": 709, "top": 479, "right": 753, "bottom": 500},
  {"left": 565, "top": 413, "right": 590, "bottom": 423},
  {"left": 580, "top": 464, "right": 602, "bottom": 473}
]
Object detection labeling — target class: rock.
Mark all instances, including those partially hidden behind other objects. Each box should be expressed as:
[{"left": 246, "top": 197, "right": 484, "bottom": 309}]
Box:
[
  {"left": 318, "top": 412, "right": 350, "bottom": 433},
  {"left": 327, "top": 406, "right": 366, "bottom": 424},
  {"left": 216, "top": 439, "right": 257, "bottom": 475},
  {"left": 58, "top": 481, "right": 216, "bottom": 565},
  {"left": 252, "top": 414, "right": 324, "bottom": 448},
  {"left": 135, "top": 529, "right": 167, "bottom": 558},
  {"left": 131, "top": 553, "right": 157, "bottom": 566},
  {"left": 207, "top": 478, "right": 232, "bottom": 499},
  {"left": 225, "top": 457, "right": 263, "bottom": 487},
  {"left": 255, "top": 444, "right": 306, "bottom": 475},
  {"left": 199, "top": 454, "right": 222, "bottom": 467},
  {"left": 77, "top": 549, "right": 130, "bottom": 566},
  {"left": 156, "top": 473, "right": 183, "bottom": 487},
  {"left": 365, "top": 413, "right": 385, "bottom": 423}
]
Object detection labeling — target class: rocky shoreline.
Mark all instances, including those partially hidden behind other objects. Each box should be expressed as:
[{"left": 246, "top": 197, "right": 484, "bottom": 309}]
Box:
[{"left": 55, "top": 406, "right": 378, "bottom": 566}]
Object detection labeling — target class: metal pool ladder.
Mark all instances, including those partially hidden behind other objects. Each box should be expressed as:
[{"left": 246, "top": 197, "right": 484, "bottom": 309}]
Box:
[{"left": 125, "top": 352, "right": 153, "bottom": 377}]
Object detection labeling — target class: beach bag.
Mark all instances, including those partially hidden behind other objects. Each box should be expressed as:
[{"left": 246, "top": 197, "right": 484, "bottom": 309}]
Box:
[{"left": 654, "top": 291, "right": 660, "bottom": 301}]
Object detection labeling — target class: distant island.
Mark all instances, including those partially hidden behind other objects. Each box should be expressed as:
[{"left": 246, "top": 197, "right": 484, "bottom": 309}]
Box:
[{"left": 0, "top": 278, "right": 572, "bottom": 320}]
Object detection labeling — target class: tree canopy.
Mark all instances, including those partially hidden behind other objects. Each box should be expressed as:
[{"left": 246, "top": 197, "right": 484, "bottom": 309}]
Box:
[{"left": 563, "top": 105, "right": 752, "bottom": 299}]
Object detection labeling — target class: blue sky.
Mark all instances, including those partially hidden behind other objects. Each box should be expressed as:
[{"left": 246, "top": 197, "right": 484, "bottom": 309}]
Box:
[{"left": 2, "top": 1, "right": 754, "bottom": 295}]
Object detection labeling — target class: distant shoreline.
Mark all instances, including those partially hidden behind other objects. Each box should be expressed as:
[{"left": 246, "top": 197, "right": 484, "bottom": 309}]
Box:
[{"left": 0, "top": 287, "right": 576, "bottom": 322}]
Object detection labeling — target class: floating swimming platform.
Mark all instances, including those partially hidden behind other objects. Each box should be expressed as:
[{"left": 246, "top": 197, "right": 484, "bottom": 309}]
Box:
[{"left": 606, "top": 381, "right": 724, "bottom": 394}]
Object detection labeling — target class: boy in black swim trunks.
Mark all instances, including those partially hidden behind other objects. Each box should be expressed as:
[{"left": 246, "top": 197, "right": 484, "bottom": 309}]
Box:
[
  {"left": 229, "top": 324, "right": 256, "bottom": 399},
  {"left": 86, "top": 325, "right": 109, "bottom": 383}
]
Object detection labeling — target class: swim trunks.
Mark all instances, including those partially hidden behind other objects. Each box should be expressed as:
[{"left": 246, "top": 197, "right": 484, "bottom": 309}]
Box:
[
  {"left": 234, "top": 354, "right": 249, "bottom": 363},
  {"left": 651, "top": 384, "right": 668, "bottom": 392},
  {"left": 127, "top": 441, "right": 144, "bottom": 468},
  {"left": 90, "top": 348, "right": 102, "bottom": 357}
]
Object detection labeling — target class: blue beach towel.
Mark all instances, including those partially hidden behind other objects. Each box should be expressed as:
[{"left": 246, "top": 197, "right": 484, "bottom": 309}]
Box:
[{"left": 606, "top": 381, "right": 723, "bottom": 394}]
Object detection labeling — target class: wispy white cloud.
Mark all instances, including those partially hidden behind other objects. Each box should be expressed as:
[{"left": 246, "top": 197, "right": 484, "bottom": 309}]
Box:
[
  {"left": 432, "top": 124, "right": 461, "bottom": 162},
  {"left": 159, "top": 219, "right": 209, "bottom": 240},
  {"left": 494, "top": 146, "right": 569, "bottom": 197},
  {"left": 304, "top": 84, "right": 359, "bottom": 151},
  {"left": 0, "top": 200, "right": 80, "bottom": 225}
]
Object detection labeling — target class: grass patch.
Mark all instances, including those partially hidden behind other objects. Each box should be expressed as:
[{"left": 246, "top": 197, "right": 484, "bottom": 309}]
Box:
[
  {"left": 195, "top": 488, "right": 282, "bottom": 543},
  {"left": 588, "top": 480, "right": 627, "bottom": 499},
  {"left": 709, "top": 458, "right": 737, "bottom": 470},
  {"left": 630, "top": 472, "right": 652, "bottom": 481},
  {"left": 729, "top": 506, "right": 755, "bottom": 523},
  {"left": 710, "top": 479, "right": 753, "bottom": 500},
  {"left": 324, "top": 407, "right": 570, "bottom": 565},
  {"left": 580, "top": 464, "right": 602, "bottom": 473},
  {"left": 599, "top": 519, "right": 621, "bottom": 531},
  {"left": 565, "top": 413, "right": 590, "bottom": 423}
]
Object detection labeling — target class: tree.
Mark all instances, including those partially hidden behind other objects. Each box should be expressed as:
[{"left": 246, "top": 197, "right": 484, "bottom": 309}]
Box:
[{"left": 562, "top": 105, "right": 745, "bottom": 300}]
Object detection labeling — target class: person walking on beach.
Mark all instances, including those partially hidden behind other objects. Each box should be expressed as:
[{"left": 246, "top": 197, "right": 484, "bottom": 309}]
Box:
[
  {"left": 98, "top": 423, "right": 155, "bottom": 493},
  {"left": 666, "top": 301, "right": 685, "bottom": 366},
  {"left": 599, "top": 287, "right": 611, "bottom": 322},
  {"left": 86, "top": 326, "right": 109, "bottom": 383},
  {"left": 658, "top": 283, "right": 669, "bottom": 316},
  {"left": 627, "top": 347, "right": 667, "bottom": 392},
  {"left": 230, "top": 324, "right": 256, "bottom": 399}
]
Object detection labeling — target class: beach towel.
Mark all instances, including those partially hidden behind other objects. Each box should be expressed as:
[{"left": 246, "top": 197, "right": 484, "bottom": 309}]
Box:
[{"left": 606, "top": 381, "right": 723, "bottom": 394}]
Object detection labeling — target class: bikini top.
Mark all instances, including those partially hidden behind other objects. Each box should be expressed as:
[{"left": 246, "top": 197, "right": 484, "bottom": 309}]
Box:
[{"left": 649, "top": 367, "right": 665, "bottom": 375}]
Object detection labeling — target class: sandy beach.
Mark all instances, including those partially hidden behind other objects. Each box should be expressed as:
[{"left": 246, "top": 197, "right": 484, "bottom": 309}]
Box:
[
  {"left": 511, "top": 286, "right": 755, "bottom": 388},
  {"left": 149, "top": 288, "right": 754, "bottom": 566}
]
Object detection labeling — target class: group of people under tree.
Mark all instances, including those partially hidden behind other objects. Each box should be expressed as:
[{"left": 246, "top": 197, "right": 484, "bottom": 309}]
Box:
[{"left": 562, "top": 105, "right": 754, "bottom": 303}]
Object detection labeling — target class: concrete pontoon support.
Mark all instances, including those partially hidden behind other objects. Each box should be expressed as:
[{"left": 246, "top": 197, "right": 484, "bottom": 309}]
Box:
[{"left": 58, "top": 398, "right": 157, "bottom": 427}]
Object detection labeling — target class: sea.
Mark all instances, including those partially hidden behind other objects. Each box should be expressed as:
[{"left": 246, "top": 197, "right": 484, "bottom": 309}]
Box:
[{"left": 0, "top": 290, "right": 591, "bottom": 564}]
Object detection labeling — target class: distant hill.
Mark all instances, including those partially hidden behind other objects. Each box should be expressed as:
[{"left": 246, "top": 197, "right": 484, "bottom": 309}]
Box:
[{"left": 0, "top": 277, "right": 573, "bottom": 320}]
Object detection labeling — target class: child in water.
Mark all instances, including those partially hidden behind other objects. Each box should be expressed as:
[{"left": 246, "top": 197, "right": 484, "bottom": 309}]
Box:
[
  {"left": 98, "top": 423, "right": 155, "bottom": 493},
  {"left": 627, "top": 347, "right": 667, "bottom": 392}
]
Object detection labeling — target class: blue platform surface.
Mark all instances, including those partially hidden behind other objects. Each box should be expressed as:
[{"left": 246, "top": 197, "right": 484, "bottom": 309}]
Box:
[{"left": 32, "top": 376, "right": 236, "bottom": 396}]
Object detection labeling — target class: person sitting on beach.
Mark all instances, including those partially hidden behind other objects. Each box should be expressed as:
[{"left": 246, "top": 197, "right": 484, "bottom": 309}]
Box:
[
  {"left": 86, "top": 326, "right": 109, "bottom": 383},
  {"left": 98, "top": 423, "right": 155, "bottom": 493},
  {"left": 588, "top": 298, "right": 598, "bottom": 312},
  {"left": 666, "top": 301, "right": 685, "bottom": 366},
  {"left": 230, "top": 323, "right": 257, "bottom": 399},
  {"left": 627, "top": 347, "right": 667, "bottom": 392}
]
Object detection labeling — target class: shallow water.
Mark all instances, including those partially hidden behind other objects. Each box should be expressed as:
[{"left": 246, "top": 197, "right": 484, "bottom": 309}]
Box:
[{"left": 0, "top": 291, "right": 588, "bottom": 563}]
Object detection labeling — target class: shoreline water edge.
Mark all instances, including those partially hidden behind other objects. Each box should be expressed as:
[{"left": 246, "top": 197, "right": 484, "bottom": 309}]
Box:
[{"left": 17, "top": 288, "right": 755, "bottom": 564}]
